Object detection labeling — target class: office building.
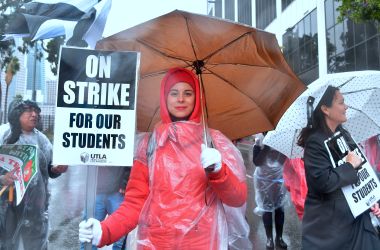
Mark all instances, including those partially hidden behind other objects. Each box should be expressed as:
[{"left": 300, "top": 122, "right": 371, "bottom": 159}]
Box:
[
  {"left": 25, "top": 42, "right": 46, "bottom": 102},
  {"left": 208, "top": 0, "right": 380, "bottom": 84}
]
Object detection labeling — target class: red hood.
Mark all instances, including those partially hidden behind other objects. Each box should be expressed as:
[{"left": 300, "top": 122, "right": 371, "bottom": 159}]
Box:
[{"left": 159, "top": 67, "right": 201, "bottom": 124}]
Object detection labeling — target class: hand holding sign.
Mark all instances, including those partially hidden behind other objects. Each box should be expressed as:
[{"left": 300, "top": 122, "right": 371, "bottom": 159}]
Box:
[
  {"left": 51, "top": 165, "right": 68, "bottom": 174},
  {"left": 346, "top": 151, "right": 363, "bottom": 169},
  {"left": 371, "top": 202, "right": 380, "bottom": 217},
  {"left": 0, "top": 167, "right": 18, "bottom": 186}
]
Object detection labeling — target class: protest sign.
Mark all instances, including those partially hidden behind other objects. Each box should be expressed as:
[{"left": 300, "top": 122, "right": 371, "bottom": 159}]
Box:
[
  {"left": 324, "top": 131, "right": 380, "bottom": 218},
  {"left": 0, "top": 144, "right": 37, "bottom": 205},
  {"left": 53, "top": 47, "right": 140, "bottom": 166}
]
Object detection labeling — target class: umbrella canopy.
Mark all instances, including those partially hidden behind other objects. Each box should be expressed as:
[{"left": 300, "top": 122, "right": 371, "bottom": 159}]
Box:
[
  {"left": 96, "top": 9, "right": 305, "bottom": 140},
  {"left": 263, "top": 70, "right": 380, "bottom": 158}
]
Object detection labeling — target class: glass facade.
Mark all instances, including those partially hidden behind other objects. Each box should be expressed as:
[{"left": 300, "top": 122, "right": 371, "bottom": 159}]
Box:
[
  {"left": 282, "top": 0, "right": 294, "bottom": 11},
  {"left": 208, "top": 0, "right": 251, "bottom": 26},
  {"left": 26, "top": 43, "right": 45, "bottom": 94},
  {"left": 256, "top": 0, "right": 276, "bottom": 29},
  {"left": 225, "top": 0, "right": 235, "bottom": 21},
  {"left": 325, "top": 0, "right": 380, "bottom": 73},
  {"left": 282, "top": 8, "right": 319, "bottom": 84},
  {"left": 238, "top": 0, "right": 252, "bottom": 26}
]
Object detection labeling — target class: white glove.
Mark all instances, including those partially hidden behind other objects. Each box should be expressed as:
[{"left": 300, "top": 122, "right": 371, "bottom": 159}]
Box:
[
  {"left": 79, "top": 218, "right": 102, "bottom": 246},
  {"left": 254, "top": 133, "right": 265, "bottom": 149},
  {"left": 201, "top": 144, "right": 222, "bottom": 172}
]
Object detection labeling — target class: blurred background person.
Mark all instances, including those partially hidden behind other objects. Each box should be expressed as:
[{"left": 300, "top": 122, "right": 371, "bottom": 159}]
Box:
[
  {"left": 80, "top": 166, "right": 131, "bottom": 250},
  {"left": 253, "top": 132, "right": 288, "bottom": 249},
  {"left": 361, "top": 134, "right": 380, "bottom": 178}
]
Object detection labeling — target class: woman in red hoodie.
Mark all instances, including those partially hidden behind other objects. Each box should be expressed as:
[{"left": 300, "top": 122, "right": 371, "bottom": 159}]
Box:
[{"left": 79, "top": 67, "right": 248, "bottom": 249}]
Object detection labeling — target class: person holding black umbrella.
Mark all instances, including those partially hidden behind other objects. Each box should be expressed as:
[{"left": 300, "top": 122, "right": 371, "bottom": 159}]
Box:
[
  {"left": 79, "top": 67, "right": 248, "bottom": 249},
  {"left": 297, "top": 86, "right": 380, "bottom": 249}
]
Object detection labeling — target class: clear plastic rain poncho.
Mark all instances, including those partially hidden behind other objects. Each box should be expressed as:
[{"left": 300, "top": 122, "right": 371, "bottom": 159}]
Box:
[
  {"left": 253, "top": 145, "right": 288, "bottom": 215},
  {"left": 0, "top": 123, "right": 53, "bottom": 250},
  {"left": 133, "top": 124, "right": 247, "bottom": 249},
  {"left": 117, "top": 67, "right": 249, "bottom": 250}
]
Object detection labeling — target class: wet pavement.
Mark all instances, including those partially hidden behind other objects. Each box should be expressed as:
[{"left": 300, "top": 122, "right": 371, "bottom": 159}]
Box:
[{"left": 47, "top": 140, "right": 302, "bottom": 249}]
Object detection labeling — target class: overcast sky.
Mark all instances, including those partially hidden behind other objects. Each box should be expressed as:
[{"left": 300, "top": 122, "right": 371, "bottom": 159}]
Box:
[
  {"left": 103, "top": 0, "right": 208, "bottom": 37},
  {"left": 45, "top": 0, "right": 207, "bottom": 80}
]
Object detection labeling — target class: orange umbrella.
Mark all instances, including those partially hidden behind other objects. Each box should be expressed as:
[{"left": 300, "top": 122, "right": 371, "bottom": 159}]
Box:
[{"left": 96, "top": 10, "right": 305, "bottom": 140}]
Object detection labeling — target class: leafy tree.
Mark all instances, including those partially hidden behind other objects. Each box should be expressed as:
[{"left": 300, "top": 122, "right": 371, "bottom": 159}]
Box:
[
  {"left": 337, "top": 0, "right": 380, "bottom": 23},
  {"left": 44, "top": 37, "right": 65, "bottom": 76},
  {"left": 0, "top": 0, "right": 63, "bottom": 121}
]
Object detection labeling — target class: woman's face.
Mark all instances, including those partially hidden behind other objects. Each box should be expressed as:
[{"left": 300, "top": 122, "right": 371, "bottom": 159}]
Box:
[
  {"left": 323, "top": 90, "right": 348, "bottom": 128},
  {"left": 19, "top": 106, "right": 40, "bottom": 132},
  {"left": 166, "top": 82, "right": 195, "bottom": 119}
]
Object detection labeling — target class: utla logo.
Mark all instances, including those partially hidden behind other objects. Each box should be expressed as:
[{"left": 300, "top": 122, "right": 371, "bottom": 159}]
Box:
[
  {"left": 91, "top": 154, "right": 107, "bottom": 159},
  {"left": 80, "top": 152, "right": 89, "bottom": 163}
]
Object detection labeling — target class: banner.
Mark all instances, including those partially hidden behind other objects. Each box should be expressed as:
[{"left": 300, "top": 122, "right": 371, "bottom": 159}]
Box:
[
  {"left": 53, "top": 46, "right": 140, "bottom": 166},
  {"left": 0, "top": 144, "right": 38, "bottom": 206},
  {"left": 324, "top": 131, "right": 380, "bottom": 218},
  {"left": 2, "top": 0, "right": 111, "bottom": 48}
]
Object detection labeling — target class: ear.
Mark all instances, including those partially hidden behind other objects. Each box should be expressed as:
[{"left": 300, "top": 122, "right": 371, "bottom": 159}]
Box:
[{"left": 320, "top": 105, "right": 329, "bottom": 117}]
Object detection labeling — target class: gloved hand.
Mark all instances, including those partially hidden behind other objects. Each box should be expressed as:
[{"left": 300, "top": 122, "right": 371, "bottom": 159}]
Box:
[
  {"left": 78, "top": 218, "right": 102, "bottom": 246},
  {"left": 201, "top": 144, "right": 222, "bottom": 172},
  {"left": 254, "top": 133, "right": 265, "bottom": 149}
]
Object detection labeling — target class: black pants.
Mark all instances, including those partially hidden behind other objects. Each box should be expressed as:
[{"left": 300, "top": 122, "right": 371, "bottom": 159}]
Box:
[{"left": 262, "top": 207, "right": 285, "bottom": 238}]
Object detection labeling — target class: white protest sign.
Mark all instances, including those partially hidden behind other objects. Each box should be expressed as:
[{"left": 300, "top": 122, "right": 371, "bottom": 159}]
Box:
[
  {"left": 324, "top": 131, "right": 380, "bottom": 218},
  {"left": 53, "top": 47, "right": 140, "bottom": 166}
]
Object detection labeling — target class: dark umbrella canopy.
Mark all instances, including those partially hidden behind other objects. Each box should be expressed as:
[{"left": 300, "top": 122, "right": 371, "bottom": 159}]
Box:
[{"left": 96, "top": 10, "right": 305, "bottom": 140}]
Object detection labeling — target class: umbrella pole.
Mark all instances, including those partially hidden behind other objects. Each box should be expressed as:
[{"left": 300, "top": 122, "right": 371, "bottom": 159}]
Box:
[{"left": 197, "top": 74, "right": 211, "bottom": 147}]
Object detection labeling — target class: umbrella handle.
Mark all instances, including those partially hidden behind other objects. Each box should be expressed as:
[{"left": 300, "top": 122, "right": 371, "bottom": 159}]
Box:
[{"left": 307, "top": 96, "right": 315, "bottom": 128}]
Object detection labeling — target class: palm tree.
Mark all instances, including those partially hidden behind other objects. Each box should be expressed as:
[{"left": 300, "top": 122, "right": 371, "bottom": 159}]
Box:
[{"left": 4, "top": 57, "right": 20, "bottom": 123}]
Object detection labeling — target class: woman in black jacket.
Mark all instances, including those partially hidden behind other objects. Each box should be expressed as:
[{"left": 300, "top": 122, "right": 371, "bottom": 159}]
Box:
[{"left": 298, "top": 85, "right": 380, "bottom": 249}]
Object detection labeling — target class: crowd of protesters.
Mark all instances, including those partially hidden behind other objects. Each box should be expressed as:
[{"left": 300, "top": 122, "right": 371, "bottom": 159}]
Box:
[{"left": 1, "top": 69, "right": 380, "bottom": 250}]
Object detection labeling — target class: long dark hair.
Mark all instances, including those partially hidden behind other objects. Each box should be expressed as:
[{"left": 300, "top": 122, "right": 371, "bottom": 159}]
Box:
[{"left": 297, "top": 85, "right": 341, "bottom": 148}]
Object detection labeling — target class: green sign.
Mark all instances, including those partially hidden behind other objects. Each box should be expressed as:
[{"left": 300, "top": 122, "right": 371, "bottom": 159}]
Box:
[{"left": 0, "top": 144, "right": 37, "bottom": 205}]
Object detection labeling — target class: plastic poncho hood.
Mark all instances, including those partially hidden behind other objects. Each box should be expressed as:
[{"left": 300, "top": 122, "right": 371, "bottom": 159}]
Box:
[{"left": 160, "top": 67, "right": 201, "bottom": 124}]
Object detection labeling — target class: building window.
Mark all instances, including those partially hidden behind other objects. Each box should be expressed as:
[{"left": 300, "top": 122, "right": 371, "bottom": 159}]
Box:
[
  {"left": 282, "top": 8, "right": 319, "bottom": 84},
  {"left": 208, "top": 0, "right": 252, "bottom": 26},
  {"left": 256, "top": 0, "right": 276, "bottom": 29},
  {"left": 325, "top": 0, "right": 380, "bottom": 73},
  {"left": 282, "top": 0, "right": 294, "bottom": 11},
  {"left": 238, "top": 0, "right": 252, "bottom": 26},
  {"left": 225, "top": 0, "right": 235, "bottom": 21},
  {"left": 208, "top": 0, "right": 223, "bottom": 18}
]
